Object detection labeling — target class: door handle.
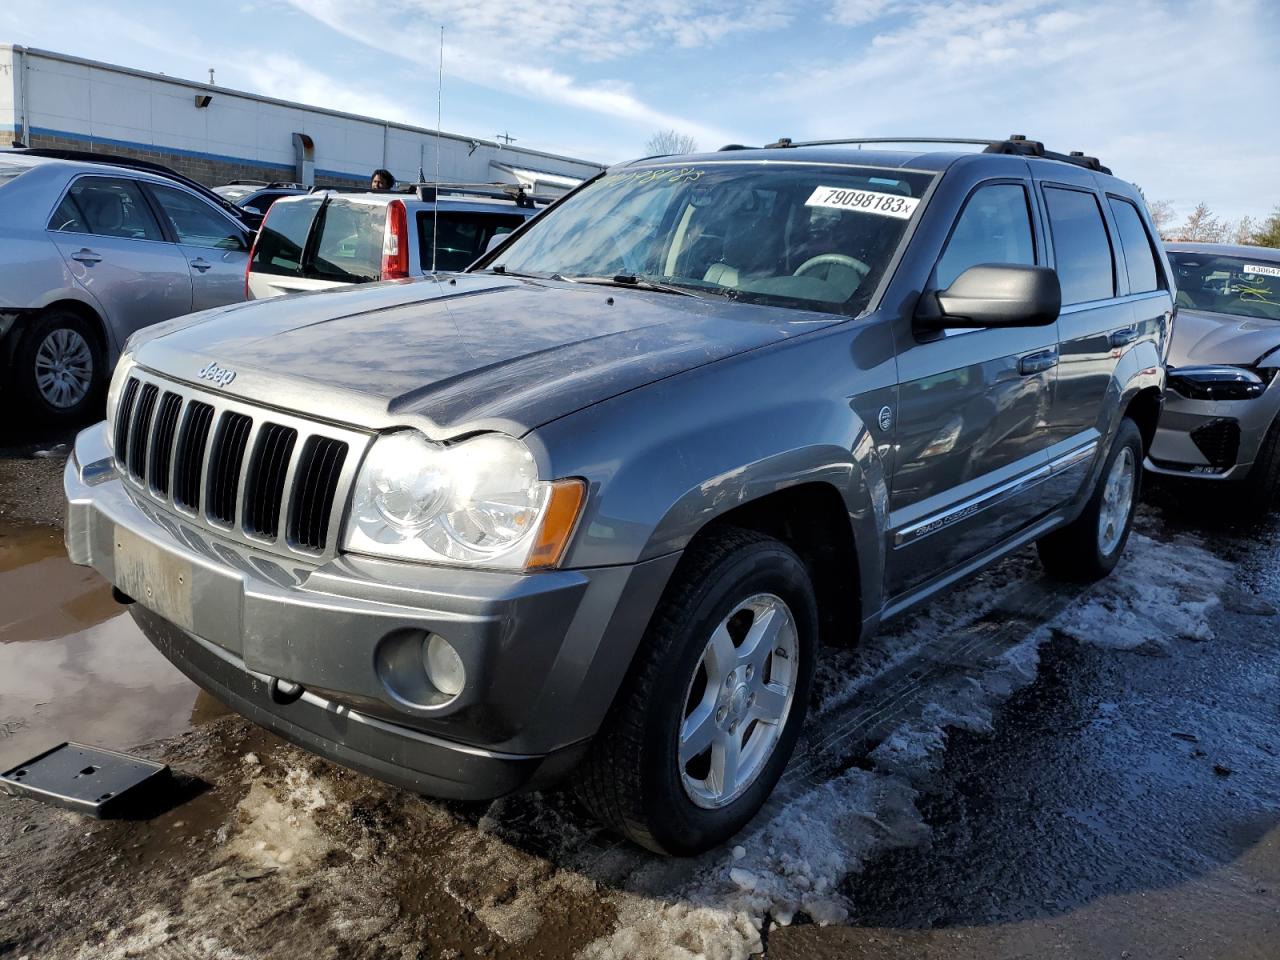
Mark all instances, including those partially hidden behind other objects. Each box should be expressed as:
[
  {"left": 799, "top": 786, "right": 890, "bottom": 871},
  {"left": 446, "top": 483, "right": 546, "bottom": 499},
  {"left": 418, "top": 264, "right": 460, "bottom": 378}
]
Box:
[
  {"left": 70, "top": 248, "right": 102, "bottom": 264},
  {"left": 1109, "top": 326, "right": 1139, "bottom": 348},
  {"left": 1018, "top": 349, "right": 1058, "bottom": 376},
  {"left": 190, "top": 257, "right": 212, "bottom": 273}
]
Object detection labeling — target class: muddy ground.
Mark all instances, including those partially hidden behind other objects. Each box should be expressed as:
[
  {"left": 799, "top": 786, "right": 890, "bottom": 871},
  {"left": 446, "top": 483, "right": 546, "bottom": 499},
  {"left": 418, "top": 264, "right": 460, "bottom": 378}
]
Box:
[{"left": 1, "top": 433, "right": 1278, "bottom": 959}]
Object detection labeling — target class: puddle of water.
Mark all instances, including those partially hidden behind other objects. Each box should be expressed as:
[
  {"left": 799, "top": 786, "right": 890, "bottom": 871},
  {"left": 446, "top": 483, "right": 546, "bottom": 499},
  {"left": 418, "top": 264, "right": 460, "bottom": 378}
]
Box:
[{"left": 0, "top": 524, "right": 223, "bottom": 770}]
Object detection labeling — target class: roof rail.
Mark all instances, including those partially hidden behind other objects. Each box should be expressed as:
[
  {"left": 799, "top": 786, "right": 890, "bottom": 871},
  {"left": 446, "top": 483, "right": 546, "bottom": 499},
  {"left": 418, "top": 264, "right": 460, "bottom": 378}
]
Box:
[
  {"left": 226, "top": 179, "right": 269, "bottom": 186},
  {"left": 413, "top": 181, "right": 546, "bottom": 208},
  {"left": 307, "top": 181, "right": 551, "bottom": 208},
  {"left": 4, "top": 147, "right": 257, "bottom": 224},
  {"left": 753, "top": 134, "right": 1111, "bottom": 174}
]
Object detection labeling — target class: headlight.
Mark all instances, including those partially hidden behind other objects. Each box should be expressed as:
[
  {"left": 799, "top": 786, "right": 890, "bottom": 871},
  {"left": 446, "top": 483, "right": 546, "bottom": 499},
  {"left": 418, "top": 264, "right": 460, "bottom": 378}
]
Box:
[
  {"left": 344, "top": 430, "right": 585, "bottom": 569},
  {"left": 1167, "top": 365, "right": 1267, "bottom": 401}
]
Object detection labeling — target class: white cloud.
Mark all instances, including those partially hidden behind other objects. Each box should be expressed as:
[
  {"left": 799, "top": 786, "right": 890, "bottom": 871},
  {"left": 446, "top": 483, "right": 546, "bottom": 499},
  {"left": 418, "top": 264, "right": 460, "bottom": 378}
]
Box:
[
  {"left": 766, "top": 0, "right": 1280, "bottom": 221},
  {"left": 280, "top": 0, "right": 788, "bottom": 149},
  {"left": 828, "top": 0, "right": 902, "bottom": 26}
]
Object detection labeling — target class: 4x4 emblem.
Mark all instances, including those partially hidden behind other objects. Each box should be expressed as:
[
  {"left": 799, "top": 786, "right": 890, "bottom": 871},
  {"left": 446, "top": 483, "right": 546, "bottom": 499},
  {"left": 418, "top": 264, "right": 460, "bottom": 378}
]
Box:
[{"left": 198, "top": 361, "right": 237, "bottom": 388}]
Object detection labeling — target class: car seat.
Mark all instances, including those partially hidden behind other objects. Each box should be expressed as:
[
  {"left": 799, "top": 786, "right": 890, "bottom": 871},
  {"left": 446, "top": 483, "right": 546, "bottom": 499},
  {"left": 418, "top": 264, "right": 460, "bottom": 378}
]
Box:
[{"left": 77, "top": 187, "right": 129, "bottom": 238}]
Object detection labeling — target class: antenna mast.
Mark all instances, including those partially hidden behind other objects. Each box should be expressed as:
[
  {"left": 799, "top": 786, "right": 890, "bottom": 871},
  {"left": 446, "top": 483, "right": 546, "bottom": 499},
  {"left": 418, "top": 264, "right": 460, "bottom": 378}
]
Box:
[{"left": 431, "top": 25, "right": 443, "bottom": 275}]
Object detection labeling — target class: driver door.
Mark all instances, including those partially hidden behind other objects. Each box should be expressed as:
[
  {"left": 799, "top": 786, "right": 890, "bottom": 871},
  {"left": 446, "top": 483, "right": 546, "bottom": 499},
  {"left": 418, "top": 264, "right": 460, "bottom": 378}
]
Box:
[{"left": 887, "top": 178, "right": 1060, "bottom": 599}]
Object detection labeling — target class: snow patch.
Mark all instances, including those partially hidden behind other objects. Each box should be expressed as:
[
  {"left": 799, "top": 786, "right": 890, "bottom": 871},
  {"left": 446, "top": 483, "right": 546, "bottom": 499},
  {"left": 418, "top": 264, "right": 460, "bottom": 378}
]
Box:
[
  {"left": 225, "top": 766, "right": 334, "bottom": 871},
  {"left": 1052, "top": 533, "right": 1229, "bottom": 650}
]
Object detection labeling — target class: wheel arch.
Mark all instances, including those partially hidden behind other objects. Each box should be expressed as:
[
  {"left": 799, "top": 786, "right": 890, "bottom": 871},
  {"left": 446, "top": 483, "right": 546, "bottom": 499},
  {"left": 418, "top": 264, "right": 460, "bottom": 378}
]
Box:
[
  {"left": 690, "top": 481, "right": 863, "bottom": 648},
  {"left": 1122, "top": 384, "right": 1162, "bottom": 455}
]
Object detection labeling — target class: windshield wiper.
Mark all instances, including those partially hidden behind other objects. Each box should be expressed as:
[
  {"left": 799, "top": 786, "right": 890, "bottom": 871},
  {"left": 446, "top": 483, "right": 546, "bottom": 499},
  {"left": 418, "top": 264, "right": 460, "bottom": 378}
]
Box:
[
  {"left": 478, "top": 265, "right": 548, "bottom": 280},
  {"left": 563, "top": 274, "right": 704, "bottom": 299}
]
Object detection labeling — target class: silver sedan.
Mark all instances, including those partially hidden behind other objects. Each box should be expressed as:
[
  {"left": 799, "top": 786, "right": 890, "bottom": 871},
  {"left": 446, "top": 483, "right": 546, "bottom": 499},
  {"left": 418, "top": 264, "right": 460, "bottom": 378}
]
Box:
[
  {"left": 0, "top": 152, "right": 251, "bottom": 424},
  {"left": 1146, "top": 241, "right": 1280, "bottom": 513}
]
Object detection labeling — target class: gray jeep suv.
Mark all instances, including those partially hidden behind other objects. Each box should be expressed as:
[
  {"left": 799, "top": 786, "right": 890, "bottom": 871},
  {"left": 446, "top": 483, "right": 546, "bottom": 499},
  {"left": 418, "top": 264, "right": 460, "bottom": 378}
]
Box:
[{"left": 64, "top": 136, "right": 1171, "bottom": 854}]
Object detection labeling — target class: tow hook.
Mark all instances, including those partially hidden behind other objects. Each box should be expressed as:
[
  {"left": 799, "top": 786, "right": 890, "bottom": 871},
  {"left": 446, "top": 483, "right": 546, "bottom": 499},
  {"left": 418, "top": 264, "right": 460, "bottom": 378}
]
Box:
[{"left": 268, "top": 677, "right": 305, "bottom": 705}]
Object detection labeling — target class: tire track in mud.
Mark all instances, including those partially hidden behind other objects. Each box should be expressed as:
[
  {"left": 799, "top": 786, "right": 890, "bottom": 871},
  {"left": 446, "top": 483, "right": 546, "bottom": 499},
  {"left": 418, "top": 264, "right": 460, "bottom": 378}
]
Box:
[{"left": 786, "top": 577, "right": 1085, "bottom": 789}]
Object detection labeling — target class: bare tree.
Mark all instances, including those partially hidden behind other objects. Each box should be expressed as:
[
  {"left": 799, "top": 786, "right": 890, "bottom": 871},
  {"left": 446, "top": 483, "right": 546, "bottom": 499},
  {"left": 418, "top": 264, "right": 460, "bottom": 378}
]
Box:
[
  {"left": 1230, "top": 216, "right": 1258, "bottom": 246},
  {"left": 644, "top": 129, "right": 699, "bottom": 156},
  {"left": 1144, "top": 199, "right": 1177, "bottom": 238},
  {"left": 1178, "top": 203, "right": 1226, "bottom": 243}
]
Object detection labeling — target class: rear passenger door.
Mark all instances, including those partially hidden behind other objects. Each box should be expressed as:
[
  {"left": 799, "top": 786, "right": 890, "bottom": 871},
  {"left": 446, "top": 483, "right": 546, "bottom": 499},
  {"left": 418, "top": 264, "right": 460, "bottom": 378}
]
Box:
[
  {"left": 47, "top": 175, "right": 193, "bottom": 341},
  {"left": 888, "top": 176, "right": 1058, "bottom": 598},
  {"left": 1036, "top": 180, "right": 1134, "bottom": 462},
  {"left": 145, "top": 182, "right": 250, "bottom": 312}
]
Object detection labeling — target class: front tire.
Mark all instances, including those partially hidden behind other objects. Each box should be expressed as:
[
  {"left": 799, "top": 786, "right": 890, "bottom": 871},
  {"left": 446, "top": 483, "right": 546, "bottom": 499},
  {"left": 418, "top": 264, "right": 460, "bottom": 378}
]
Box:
[
  {"left": 1038, "top": 418, "right": 1142, "bottom": 582},
  {"left": 1237, "top": 415, "right": 1280, "bottom": 517},
  {"left": 11, "top": 309, "right": 104, "bottom": 425},
  {"left": 575, "top": 528, "right": 818, "bottom": 855}
]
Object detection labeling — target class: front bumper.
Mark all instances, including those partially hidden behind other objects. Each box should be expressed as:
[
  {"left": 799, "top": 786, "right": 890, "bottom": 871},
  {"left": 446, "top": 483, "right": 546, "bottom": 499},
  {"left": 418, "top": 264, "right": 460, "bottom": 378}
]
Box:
[
  {"left": 64, "top": 423, "right": 678, "bottom": 799},
  {"left": 1146, "top": 382, "right": 1280, "bottom": 481}
]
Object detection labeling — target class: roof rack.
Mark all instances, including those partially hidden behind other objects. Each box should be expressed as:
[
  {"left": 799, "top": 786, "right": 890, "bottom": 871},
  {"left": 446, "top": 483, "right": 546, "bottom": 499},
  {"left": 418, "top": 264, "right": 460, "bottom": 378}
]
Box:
[
  {"left": 413, "top": 181, "right": 547, "bottom": 208},
  {"left": 746, "top": 135, "right": 1111, "bottom": 174},
  {"left": 307, "top": 181, "right": 552, "bottom": 208},
  {"left": 5, "top": 147, "right": 257, "bottom": 224}
]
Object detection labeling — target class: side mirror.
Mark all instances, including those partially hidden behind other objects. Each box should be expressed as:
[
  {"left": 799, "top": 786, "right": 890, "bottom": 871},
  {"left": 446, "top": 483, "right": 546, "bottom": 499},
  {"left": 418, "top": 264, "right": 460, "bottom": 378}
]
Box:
[
  {"left": 483, "top": 232, "right": 509, "bottom": 256},
  {"left": 916, "top": 264, "right": 1061, "bottom": 330}
]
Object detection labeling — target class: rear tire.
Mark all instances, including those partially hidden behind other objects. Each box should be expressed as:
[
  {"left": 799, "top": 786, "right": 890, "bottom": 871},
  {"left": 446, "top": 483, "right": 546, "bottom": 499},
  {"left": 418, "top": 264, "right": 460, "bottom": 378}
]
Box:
[
  {"left": 11, "top": 309, "right": 104, "bottom": 425},
  {"left": 1237, "top": 415, "right": 1280, "bottom": 517},
  {"left": 574, "top": 527, "right": 818, "bottom": 855},
  {"left": 1038, "top": 418, "right": 1142, "bottom": 583}
]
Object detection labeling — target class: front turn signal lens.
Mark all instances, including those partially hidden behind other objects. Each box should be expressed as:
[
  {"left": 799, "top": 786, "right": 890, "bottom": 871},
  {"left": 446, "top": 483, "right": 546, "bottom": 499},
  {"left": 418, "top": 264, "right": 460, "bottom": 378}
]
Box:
[{"left": 526, "top": 478, "right": 586, "bottom": 570}]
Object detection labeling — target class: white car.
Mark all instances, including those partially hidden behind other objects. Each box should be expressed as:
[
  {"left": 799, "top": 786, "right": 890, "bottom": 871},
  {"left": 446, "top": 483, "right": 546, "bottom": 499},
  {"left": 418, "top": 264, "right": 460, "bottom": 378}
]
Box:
[{"left": 246, "top": 185, "right": 545, "bottom": 298}]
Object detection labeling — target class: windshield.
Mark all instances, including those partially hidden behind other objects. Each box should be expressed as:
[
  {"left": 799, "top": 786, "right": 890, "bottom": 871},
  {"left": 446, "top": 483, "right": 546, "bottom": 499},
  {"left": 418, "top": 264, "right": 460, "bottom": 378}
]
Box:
[
  {"left": 1170, "top": 251, "right": 1280, "bottom": 321},
  {"left": 486, "top": 162, "right": 934, "bottom": 316}
]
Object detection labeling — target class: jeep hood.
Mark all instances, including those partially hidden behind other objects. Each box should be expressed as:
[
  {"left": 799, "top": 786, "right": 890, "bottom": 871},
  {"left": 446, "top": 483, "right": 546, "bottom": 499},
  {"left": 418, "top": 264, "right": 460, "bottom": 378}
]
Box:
[
  {"left": 135, "top": 275, "right": 841, "bottom": 437},
  {"left": 1170, "top": 307, "right": 1280, "bottom": 369}
]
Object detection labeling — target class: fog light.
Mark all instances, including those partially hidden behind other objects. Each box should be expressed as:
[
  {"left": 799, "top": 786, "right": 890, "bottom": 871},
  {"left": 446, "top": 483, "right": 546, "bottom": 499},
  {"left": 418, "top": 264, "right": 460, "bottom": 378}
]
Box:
[{"left": 423, "top": 635, "right": 465, "bottom": 697}]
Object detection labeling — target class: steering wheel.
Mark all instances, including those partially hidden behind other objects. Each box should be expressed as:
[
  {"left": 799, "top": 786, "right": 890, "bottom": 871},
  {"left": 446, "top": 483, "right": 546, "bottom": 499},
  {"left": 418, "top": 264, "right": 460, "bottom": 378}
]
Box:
[{"left": 794, "top": 253, "right": 871, "bottom": 280}]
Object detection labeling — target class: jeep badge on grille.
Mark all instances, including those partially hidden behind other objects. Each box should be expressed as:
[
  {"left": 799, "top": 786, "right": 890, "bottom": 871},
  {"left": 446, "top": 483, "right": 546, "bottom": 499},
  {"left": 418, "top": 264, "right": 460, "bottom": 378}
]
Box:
[{"left": 198, "top": 361, "right": 237, "bottom": 388}]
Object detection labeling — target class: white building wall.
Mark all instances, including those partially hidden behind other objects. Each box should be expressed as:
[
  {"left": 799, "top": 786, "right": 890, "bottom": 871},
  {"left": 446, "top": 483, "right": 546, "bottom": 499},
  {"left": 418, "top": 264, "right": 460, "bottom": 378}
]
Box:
[{"left": 1, "top": 44, "right": 605, "bottom": 191}]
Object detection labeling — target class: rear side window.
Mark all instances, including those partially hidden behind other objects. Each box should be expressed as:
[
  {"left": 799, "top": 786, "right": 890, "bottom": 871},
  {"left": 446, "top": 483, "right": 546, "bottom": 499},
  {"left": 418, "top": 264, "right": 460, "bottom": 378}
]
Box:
[
  {"left": 149, "top": 183, "right": 246, "bottom": 250},
  {"left": 1044, "top": 186, "right": 1115, "bottom": 305},
  {"left": 311, "top": 200, "right": 386, "bottom": 282},
  {"left": 244, "top": 192, "right": 286, "bottom": 215},
  {"left": 49, "top": 176, "right": 164, "bottom": 241},
  {"left": 935, "top": 182, "right": 1036, "bottom": 290},
  {"left": 417, "top": 210, "right": 528, "bottom": 272},
  {"left": 1107, "top": 197, "right": 1161, "bottom": 294},
  {"left": 251, "top": 197, "right": 322, "bottom": 277}
]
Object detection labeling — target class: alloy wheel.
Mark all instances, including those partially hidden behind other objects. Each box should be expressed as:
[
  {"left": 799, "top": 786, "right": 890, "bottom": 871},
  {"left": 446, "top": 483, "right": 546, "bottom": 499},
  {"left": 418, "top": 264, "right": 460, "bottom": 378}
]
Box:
[
  {"left": 679, "top": 593, "right": 799, "bottom": 809},
  {"left": 34, "top": 328, "right": 93, "bottom": 409}
]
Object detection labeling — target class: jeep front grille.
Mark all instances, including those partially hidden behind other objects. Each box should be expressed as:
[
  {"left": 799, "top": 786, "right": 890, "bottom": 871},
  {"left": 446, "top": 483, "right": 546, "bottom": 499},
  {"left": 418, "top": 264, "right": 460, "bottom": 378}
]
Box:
[{"left": 112, "top": 369, "right": 368, "bottom": 560}]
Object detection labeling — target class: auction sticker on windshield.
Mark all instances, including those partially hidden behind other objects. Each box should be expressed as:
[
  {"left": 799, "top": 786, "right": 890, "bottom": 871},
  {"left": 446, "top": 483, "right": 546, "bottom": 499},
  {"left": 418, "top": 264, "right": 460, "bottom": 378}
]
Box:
[
  {"left": 1244, "top": 263, "right": 1280, "bottom": 279},
  {"left": 806, "top": 186, "right": 919, "bottom": 220}
]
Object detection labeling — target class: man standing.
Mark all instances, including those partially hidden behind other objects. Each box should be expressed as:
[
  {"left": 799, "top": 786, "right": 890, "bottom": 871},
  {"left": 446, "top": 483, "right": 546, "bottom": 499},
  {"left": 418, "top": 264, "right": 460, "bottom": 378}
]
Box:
[{"left": 371, "top": 169, "right": 395, "bottom": 191}]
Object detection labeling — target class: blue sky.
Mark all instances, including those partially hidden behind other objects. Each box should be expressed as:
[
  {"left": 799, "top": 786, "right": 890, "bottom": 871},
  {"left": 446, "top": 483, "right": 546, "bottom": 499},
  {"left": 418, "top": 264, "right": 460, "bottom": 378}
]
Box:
[{"left": 4, "top": 0, "right": 1277, "bottom": 223}]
